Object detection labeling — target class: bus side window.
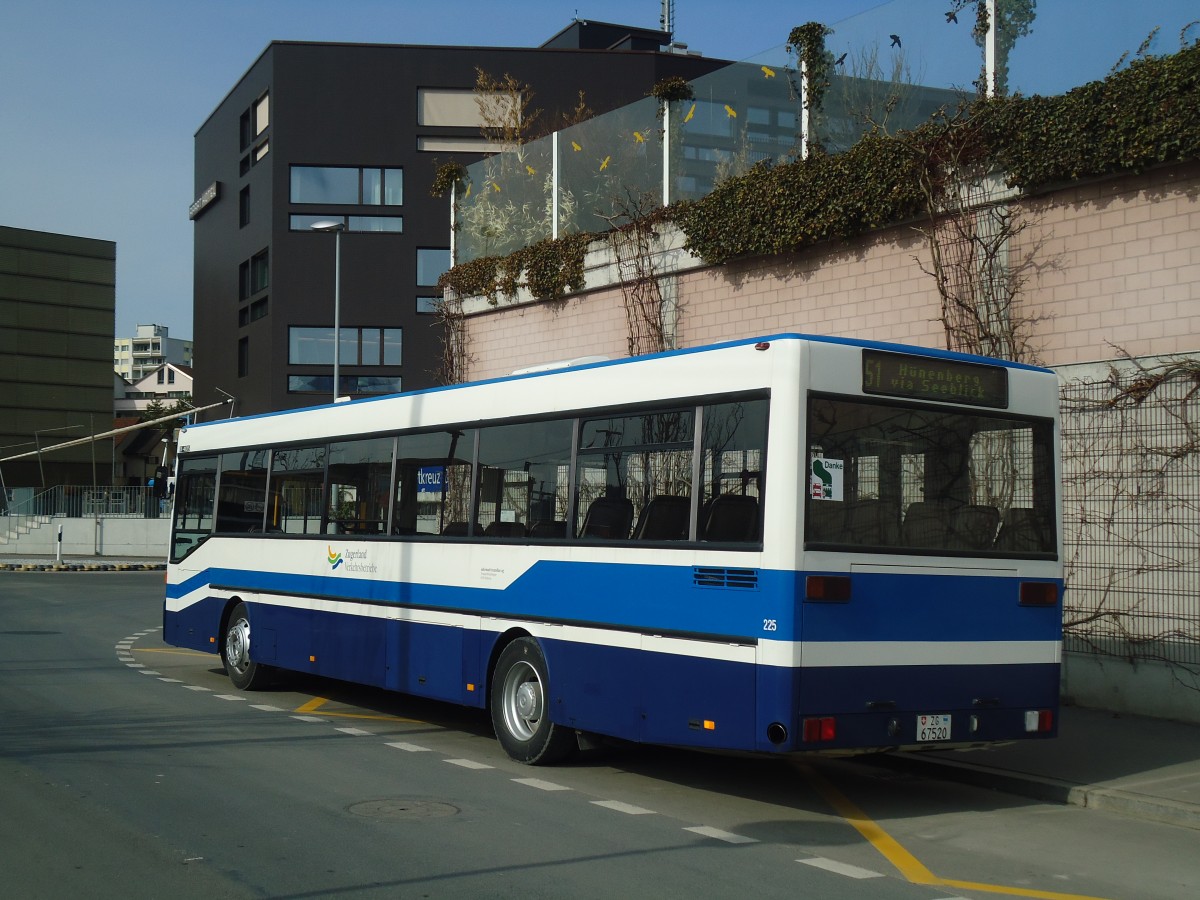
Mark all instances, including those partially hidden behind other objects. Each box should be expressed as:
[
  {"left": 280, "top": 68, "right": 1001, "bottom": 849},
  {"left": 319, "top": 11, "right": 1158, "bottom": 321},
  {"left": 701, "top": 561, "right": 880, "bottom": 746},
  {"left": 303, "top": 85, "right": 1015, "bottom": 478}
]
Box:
[{"left": 394, "top": 429, "right": 476, "bottom": 537}]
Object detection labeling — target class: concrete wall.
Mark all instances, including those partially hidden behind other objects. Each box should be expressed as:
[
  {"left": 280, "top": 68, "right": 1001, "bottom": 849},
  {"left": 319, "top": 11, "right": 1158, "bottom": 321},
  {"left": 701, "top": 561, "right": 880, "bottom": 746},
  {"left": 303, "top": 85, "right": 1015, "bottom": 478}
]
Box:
[
  {"left": 463, "top": 161, "right": 1200, "bottom": 378},
  {"left": 1063, "top": 652, "right": 1200, "bottom": 726},
  {"left": 0, "top": 516, "right": 170, "bottom": 559}
]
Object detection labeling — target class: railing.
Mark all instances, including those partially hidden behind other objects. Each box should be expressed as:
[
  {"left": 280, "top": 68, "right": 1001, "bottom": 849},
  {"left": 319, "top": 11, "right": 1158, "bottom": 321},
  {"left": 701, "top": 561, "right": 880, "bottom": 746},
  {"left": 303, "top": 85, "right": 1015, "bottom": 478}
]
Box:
[
  {"left": 453, "top": 0, "right": 1199, "bottom": 267},
  {"left": 1, "top": 486, "right": 167, "bottom": 540}
]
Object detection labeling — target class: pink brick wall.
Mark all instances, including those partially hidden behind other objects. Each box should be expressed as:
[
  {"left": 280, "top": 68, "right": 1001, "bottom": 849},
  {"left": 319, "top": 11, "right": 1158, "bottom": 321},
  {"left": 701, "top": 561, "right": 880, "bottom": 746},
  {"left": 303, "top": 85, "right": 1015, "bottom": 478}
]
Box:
[{"left": 465, "top": 161, "right": 1200, "bottom": 379}]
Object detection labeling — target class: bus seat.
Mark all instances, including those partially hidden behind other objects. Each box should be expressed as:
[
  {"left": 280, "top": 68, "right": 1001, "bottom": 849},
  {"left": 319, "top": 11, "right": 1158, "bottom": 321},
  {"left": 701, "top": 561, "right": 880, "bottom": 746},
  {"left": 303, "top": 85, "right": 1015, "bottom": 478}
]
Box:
[
  {"left": 632, "top": 495, "right": 691, "bottom": 541},
  {"left": 995, "top": 507, "right": 1051, "bottom": 552},
  {"left": 953, "top": 504, "right": 1000, "bottom": 550},
  {"left": 701, "top": 494, "right": 759, "bottom": 542},
  {"left": 845, "top": 499, "right": 899, "bottom": 546},
  {"left": 529, "top": 520, "right": 567, "bottom": 539},
  {"left": 805, "top": 499, "right": 845, "bottom": 542},
  {"left": 581, "top": 496, "right": 634, "bottom": 539},
  {"left": 484, "top": 521, "right": 527, "bottom": 538},
  {"left": 441, "top": 521, "right": 480, "bottom": 536},
  {"left": 901, "top": 501, "right": 952, "bottom": 548}
]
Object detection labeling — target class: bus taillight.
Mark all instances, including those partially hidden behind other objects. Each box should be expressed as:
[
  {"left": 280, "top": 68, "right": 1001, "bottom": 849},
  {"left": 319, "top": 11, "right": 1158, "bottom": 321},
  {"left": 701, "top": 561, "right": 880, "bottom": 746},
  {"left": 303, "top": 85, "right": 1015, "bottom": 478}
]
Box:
[
  {"left": 1019, "top": 582, "right": 1058, "bottom": 606},
  {"left": 806, "top": 575, "right": 851, "bottom": 602},
  {"left": 802, "top": 716, "right": 836, "bottom": 742}
]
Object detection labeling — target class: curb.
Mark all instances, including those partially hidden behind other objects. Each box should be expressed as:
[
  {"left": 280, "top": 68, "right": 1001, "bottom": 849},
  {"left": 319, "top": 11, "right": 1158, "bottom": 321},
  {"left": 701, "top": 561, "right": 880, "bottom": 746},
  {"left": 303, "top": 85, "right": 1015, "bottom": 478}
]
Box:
[
  {"left": 0, "top": 562, "right": 165, "bottom": 573},
  {"left": 868, "top": 753, "right": 1200, "bottom": 832}
]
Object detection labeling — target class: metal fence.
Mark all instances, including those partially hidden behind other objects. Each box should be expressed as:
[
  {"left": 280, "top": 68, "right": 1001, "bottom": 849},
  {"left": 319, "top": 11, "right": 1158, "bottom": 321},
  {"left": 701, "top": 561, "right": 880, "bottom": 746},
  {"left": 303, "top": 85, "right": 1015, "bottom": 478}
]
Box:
[
  {"left": 1, "top": 486, "right": 166, "bottom": 542},
  {"left": 1060, "top": 363, "right": 1200, "bottom": 667}
]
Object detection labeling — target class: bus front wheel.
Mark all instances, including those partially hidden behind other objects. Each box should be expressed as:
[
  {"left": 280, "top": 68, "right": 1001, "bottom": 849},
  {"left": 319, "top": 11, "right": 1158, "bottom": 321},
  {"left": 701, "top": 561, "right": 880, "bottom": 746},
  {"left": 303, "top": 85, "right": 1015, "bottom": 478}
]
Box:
[
  {"left": 221, "top": 602, "right": 272, "bottom": 691},
  {"left": 490, "top": 637, "right": 576, "bottom": 765}
]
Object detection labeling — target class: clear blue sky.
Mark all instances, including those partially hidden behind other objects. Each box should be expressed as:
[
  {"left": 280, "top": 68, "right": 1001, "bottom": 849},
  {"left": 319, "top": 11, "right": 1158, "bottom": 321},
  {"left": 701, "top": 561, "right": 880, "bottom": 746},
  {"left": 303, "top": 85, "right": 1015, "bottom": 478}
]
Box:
[{"left": 2, "top": 1, "right": 1193, "bottom": 341}]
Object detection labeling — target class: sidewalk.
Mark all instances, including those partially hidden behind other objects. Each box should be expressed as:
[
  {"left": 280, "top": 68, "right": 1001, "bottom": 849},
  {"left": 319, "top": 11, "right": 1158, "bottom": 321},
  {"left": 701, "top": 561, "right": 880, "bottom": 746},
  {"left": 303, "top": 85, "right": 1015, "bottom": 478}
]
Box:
[{"left": 880, "top": 704, "right": 1200, "bottom": 831}]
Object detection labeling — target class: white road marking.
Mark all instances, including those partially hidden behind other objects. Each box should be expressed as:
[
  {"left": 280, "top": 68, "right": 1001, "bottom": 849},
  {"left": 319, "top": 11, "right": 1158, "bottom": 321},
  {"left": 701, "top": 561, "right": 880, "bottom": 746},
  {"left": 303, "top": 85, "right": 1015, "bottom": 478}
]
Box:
[
  {"left": 214, "top": 694, "right": 248, "bottom": 701},
  {"left": 250, "top": 704, "right": 284, "bottom": 712},
  {"left": 445, "top": 758, "right": 493, "bottom": 770},
  {"left": 513, "top": 778, "right": 570, "bottom": 792},
  {"left": 797, "top": 857, "right": 885, "bottom": 879},
  {"left": 335, "top": 727, "right": 373, "bottom": 736},
  {"left": 684, "top": 826, "right": 758, "bottom": 844},
  {"left": 291, "top": 715, "right": 326, "bottom": 722},
  {"left": 591, "top": 800, "right": 655, "bottom": 815},
  {"left": 184, "top": 685, "right": 211, "bottom": 692},
  {"left": 385, "top": 742, "right": 432, "bottom": 752}
]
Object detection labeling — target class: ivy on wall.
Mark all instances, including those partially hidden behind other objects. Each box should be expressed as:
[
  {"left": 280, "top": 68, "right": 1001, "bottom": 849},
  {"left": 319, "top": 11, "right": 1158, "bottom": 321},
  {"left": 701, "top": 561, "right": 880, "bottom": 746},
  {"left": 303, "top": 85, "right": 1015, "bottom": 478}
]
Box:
[{"left": 437, "top": 38, "right": 1200, "bottom": 297}]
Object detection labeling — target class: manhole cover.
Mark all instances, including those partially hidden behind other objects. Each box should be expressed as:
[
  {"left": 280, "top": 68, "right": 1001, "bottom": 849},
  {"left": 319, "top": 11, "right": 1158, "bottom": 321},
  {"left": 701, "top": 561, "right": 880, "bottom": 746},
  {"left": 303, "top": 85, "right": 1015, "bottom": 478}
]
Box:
[{"left": 347, "top": 799, "right": 459, "bottom": 820}]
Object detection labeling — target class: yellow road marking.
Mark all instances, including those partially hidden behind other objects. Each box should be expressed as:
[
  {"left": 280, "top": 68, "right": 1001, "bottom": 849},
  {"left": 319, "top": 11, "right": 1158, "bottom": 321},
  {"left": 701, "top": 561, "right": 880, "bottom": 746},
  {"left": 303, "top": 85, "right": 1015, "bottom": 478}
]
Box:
[
  {"left": 292, "top": 695, "right": 422, "bottom": 724},
  {"left": 795, "top": 762, "right": 1113, "bottom": 900}
]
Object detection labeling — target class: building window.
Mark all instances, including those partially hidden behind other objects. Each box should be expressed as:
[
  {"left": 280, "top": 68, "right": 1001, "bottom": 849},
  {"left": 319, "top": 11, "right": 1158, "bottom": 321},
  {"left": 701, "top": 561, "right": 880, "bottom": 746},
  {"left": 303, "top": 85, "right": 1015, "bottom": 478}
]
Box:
[
  {"left": 239, "top": 186, "right": 250, "bottom": 227},
  {"left": 417, "top": 88, "right": 520, "bottom": 127},
  {"left": 417, "top": 296, "right": 441, "bottom": 315},
  {"left": 238, "top": 337, "right": 249, "bottom": 378},
  {"left": 417, "top": 136, "right": 496, "bottom": 154},
  {"left": 288, "top": 375, "right": 403, "bottom": 395},
  {"left": 250, "top": 249, "right": 269, "bottom": 294},
  {"left": 290, "top": 166, "right": 403, "bottom": 206},
  {"left": 288, "top": 327, "right": 402, "bottom": 366},
  {"left": 157, "top": 369, "right": 166, "bottom": 384},
  {"left": 250, "top": 297, "right": 268, "bottom": 322},
  {"left": 417, "top": 248, "right": 451, "bottom": 286},
  {"left": 289, "top": 214, "right": 403, "bottom": 233},
  {"left": 253, "top": 93, "right": 269, "bottom": 137},
  {"left": 253, "top": 140, "right": 269, "bottom": 164}
]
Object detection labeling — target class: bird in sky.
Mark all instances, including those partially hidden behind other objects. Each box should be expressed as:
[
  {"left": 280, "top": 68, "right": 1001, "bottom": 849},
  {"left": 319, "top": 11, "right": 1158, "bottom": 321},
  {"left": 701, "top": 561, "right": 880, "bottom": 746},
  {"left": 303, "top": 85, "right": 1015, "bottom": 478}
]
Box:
[
  {"left": 834, "top": 52, "right": 847, "bottom": 66},
  {"left": 890, "top": 34, "right": 901, "bottom": 48},
  {"left": 946, "top": 10, "right": 958, "bottom": 24}
]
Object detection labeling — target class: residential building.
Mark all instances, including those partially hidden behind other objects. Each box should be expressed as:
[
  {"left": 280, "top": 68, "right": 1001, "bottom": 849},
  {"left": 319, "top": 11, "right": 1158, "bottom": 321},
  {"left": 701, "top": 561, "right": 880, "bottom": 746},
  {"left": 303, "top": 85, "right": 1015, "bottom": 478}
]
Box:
[
  {"left": 192, "top": 20, "right": 728, "bottom": 416},
  {"left": 114, "top": 363, "right": 194, "bottom": 416},
  {"left": 114, "top": 324, "right": 193, "bottom": 382},
  {"left": 0, "top": 225, "right": 116, "bottom": 490}
]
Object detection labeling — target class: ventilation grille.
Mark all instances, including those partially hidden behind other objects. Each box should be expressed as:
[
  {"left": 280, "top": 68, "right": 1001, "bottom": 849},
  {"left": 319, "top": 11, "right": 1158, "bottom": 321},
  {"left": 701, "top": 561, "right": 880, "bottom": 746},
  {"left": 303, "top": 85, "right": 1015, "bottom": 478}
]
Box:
[{"left": 693, "top": 567, "right": 759, "bottom": 589}]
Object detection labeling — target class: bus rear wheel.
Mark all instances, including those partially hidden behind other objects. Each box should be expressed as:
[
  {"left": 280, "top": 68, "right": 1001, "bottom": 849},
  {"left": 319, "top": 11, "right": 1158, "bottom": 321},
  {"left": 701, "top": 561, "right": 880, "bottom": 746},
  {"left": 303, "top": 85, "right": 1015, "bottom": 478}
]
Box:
[
  {"left": 490, "top": 637, "right": 576, "bottom": 765},
  {"left": 221, "top": 601, "right": 272, "bottom": 691}
]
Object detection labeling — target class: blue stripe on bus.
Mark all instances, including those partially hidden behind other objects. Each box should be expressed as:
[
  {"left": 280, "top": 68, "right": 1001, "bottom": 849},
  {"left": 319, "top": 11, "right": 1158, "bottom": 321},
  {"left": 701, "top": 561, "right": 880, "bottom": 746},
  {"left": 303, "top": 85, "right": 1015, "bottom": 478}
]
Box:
[
  {"left": 167, "top": 561, "right": 1061, "bottom": 644},
  {"left": 164, "top": 594, "right": 1057, "bottom": 752}
]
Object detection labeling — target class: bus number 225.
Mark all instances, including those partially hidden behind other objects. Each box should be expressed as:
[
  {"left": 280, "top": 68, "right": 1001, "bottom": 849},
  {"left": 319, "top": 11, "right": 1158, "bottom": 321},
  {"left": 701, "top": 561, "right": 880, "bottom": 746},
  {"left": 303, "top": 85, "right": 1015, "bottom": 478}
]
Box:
[{"left": 762, "top": 619, "right": 778, "bottom": 632}]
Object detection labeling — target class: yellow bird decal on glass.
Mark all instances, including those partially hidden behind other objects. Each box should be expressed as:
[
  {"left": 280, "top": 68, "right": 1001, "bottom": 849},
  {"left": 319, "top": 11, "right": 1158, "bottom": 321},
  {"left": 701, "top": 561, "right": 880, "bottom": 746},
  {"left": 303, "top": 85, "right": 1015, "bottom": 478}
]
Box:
[
  {"left": 633, "top": 131, "right": 645, "bottom": 143},
  {"left": 761, "top": 65, "right": 776, "bottom": 78},
  {"left": 464, "top": 183, "right": 472, "bottom": 198},
  {"left": 724, "top": 104, "right": 737, "bottom": 118},
  {"left": 600, "top": 155, "right": 611, "bottom": 171},
  {"left": 571, "top": 140, "right": 582, "bottom": 152},
  {"left": 492, "top": 182, "right": 501, "bottom": 193},
  {"left": 526, "top": 164, "right": 536, "bottom": 176},
  {"left": 683, "top": 102, "right": 696, "bottom": 123}
]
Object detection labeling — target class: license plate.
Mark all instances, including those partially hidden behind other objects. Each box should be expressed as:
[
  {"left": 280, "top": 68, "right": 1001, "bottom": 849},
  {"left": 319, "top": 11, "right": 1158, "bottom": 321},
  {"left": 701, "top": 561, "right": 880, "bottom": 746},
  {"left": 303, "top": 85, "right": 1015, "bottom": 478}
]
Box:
[{"left": 917, "top": 714, "right": 952, "bottom": 742}]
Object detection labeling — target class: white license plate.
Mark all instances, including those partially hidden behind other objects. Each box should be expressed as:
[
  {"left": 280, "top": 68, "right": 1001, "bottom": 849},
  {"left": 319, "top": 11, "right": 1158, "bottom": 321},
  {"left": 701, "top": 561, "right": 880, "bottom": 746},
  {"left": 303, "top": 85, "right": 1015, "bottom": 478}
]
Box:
[{"left": 917, "top": 714, "right": 952, "bottom": 742}]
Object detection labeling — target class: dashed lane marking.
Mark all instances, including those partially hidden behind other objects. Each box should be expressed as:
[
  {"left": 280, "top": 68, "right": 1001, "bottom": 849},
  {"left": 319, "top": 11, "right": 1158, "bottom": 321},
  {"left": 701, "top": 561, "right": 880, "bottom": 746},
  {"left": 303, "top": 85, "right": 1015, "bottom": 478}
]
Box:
[
  {"left": 386, "top": 742, "right": 432, "bottom": 752},
  {"left": 445, "top": 758, "right": 493, "bottom": 770},
  {"left": 798, "top": 857, "right": 885, "bottom": 879},
  {"left": 683, "top": 825, "right": 758, "bottom": 844},
  {"left": 513, "top": 778, "right": 570, "bottom": 792},
  {"left": 335, "top": 727, "right": 373, "bottom": 736},
  {"left": 591, "top": 800, "right": 656, "bottom": 815}
]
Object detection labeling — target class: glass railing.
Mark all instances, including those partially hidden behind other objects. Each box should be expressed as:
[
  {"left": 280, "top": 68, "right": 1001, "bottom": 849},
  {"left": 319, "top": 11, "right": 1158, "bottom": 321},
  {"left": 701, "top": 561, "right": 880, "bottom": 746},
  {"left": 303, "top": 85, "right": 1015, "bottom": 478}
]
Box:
[{"left": 453, "top": 0, "right": 1197, "bottom": 266}]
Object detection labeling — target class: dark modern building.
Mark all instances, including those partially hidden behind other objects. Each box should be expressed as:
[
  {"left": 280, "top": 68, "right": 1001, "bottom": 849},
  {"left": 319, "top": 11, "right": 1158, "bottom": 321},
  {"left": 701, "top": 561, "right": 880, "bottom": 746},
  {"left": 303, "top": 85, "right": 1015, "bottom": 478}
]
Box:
[
  {"left": 192, "top": 20, "right": 729, "bottom": 416},
  {"left": 0, "top": 226, "right": 116, "bottom": 490}
]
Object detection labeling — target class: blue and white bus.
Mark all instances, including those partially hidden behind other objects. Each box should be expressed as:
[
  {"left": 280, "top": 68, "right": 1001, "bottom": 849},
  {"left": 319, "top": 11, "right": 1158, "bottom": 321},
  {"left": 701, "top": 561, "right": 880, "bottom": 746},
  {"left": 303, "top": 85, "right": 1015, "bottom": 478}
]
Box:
[{"left": 165, "top": 334, "right": 1062, "bottom": 764}]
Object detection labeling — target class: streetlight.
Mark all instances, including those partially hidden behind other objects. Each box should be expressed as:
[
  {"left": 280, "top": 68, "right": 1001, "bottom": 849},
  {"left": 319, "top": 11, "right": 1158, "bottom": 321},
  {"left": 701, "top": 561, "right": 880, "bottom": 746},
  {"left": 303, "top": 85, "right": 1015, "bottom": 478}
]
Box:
[{"left": 310, "top": 219, "right": 345, "bottom": 403}]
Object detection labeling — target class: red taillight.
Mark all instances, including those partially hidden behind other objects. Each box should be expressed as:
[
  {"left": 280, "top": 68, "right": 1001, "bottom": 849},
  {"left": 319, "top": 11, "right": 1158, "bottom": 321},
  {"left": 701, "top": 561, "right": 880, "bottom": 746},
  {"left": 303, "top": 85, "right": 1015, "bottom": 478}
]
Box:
[
  {"left": 806, "top": 575, "right": 851, "bottom": 602},
  {"left": 1019, "top": 582, "right": 1059, "bottom": 606},
  {"left": 802, "top": 716, "right": 837, "bottom": 742},
  {"left": 1025, "top": 709, "right": 1054, "bottom": 733}
]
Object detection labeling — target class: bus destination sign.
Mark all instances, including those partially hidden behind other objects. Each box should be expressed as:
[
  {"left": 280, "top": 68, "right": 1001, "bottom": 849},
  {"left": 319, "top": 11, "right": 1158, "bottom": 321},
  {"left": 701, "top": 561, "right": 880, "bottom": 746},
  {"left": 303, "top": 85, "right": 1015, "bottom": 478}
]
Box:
[{"left": 862, "top": 349, "right": 1008, "bottom": 408}]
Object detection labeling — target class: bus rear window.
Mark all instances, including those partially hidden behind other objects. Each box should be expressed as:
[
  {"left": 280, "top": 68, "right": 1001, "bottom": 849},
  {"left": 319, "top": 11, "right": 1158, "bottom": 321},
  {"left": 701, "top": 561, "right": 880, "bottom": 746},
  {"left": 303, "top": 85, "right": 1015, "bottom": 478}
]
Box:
[{"left": 804, "top": 396, "right": 1056, "bottom": 557}]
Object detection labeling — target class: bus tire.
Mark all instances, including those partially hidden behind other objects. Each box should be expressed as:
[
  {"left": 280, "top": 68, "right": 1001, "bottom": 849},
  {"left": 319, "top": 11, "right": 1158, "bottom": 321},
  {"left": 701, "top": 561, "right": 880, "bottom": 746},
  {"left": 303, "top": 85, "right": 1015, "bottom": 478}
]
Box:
[
  {"left": 490, "top": 637, "right": 576, "bottom": 765},
  {"left": 221, "top": 602, "right": 272, "bottom": 691}
]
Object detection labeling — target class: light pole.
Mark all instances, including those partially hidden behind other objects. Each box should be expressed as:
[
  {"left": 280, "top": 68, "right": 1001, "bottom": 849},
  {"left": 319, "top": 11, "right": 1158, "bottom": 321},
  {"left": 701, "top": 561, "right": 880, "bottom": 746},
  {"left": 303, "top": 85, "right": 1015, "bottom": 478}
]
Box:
[{"left": 311, "top": 220, "right": 345, "bottom": 403}]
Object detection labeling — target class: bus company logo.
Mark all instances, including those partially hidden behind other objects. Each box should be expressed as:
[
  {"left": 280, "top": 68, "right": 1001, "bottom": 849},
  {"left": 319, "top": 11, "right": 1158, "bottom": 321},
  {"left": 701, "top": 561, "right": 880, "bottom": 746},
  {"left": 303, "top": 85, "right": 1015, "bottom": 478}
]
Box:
[
  {"left": 326, "top": 546, "right": 378, "bottom": 575},
  {"left": 327, "top": 546, "right": 344, "bottom": 570}
]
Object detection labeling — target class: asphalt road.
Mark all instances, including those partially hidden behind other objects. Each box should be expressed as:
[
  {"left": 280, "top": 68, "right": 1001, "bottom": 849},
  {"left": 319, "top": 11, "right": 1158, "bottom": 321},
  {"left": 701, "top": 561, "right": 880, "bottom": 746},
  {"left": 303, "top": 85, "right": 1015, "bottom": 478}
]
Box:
[{"left": 2, "top": 573, "right": 1197, "bottom": 900}]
